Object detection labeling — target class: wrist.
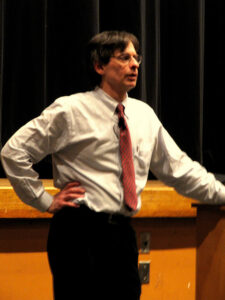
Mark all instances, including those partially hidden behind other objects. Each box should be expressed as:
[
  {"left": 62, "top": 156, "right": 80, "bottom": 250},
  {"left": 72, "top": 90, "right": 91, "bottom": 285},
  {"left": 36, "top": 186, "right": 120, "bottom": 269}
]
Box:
[{"left": 33, "top": 191, "right": 54, "bottom": 212}]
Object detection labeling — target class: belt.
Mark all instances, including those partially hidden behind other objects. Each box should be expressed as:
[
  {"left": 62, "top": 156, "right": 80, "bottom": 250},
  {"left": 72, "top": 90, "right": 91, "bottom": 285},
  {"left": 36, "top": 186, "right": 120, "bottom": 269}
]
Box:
[
  {"left": 82, "top": 205, "right": 130, "bottom": 225},
  {"left": 99, "top": 211, "right": 131, "bottom": 225},
  {"left": 55, "top": 205, "right": 131, "bottom": 225}
]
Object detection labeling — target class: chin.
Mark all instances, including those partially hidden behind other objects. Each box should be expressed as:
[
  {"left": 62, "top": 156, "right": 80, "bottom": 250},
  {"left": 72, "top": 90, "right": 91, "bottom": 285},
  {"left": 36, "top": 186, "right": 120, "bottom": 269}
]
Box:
[{"left": 127, "top": 83, "right": 137, "bottom": 92}]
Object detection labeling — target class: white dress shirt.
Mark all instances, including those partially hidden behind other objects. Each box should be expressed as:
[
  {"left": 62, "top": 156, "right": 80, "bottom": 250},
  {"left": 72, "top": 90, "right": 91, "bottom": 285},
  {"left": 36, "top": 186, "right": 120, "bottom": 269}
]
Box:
[{"left": 1, "top": 87, "right": 225, "bottom": 215}]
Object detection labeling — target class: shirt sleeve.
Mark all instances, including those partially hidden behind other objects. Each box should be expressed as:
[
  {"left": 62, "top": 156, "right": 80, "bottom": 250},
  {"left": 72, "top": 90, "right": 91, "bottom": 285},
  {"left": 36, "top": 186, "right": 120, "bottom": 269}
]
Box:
[
  {"left": 150, "top": 124, "right": 225, "bottom": 204},
  {"left": 1, "top": 98, "right": 72, "bottom": 212}
]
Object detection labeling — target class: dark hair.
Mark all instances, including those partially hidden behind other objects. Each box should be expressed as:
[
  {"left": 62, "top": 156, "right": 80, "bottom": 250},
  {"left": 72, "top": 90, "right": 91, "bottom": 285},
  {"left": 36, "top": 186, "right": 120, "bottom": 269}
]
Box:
[{"left": 86, "top": 31, "right": 140, "bottom": 88}]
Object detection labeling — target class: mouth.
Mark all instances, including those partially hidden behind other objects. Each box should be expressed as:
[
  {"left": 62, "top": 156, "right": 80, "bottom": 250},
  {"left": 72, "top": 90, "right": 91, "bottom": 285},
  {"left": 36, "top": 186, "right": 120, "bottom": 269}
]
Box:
[{"left": 126, "top": 73, "right": 138, "bottom": 81}]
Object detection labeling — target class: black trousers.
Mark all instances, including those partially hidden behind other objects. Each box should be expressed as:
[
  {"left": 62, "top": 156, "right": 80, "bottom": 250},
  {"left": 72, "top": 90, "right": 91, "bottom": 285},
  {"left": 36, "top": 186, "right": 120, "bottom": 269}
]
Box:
[{"left": 47, "top": 206, "right": 141, "bottom": 300}]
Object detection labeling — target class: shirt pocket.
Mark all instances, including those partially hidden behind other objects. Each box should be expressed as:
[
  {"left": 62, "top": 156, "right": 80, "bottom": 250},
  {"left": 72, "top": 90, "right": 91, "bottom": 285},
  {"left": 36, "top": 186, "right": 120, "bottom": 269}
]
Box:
[{"left": 133, "top": 144, "right": 152, "bottom": 178}]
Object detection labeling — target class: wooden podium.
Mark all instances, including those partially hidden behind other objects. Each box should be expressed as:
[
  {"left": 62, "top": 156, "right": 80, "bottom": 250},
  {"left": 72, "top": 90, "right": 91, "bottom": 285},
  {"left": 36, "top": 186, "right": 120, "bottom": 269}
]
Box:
[{"left": 195, "top": 204, "right": 225, "bottom": 300}]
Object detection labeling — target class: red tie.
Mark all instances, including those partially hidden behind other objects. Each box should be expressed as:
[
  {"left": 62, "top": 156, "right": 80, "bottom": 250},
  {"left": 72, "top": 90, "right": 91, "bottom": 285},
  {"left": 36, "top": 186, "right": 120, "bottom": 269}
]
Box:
[{"left": 117, "top": 104, "right": 138, "bottom": 211}]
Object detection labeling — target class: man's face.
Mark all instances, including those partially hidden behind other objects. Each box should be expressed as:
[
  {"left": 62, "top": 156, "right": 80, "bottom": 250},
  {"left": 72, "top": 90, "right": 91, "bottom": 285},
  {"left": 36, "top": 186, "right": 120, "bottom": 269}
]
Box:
[{"left": 95, "top": 42, "right": 140, "bottom": 100}]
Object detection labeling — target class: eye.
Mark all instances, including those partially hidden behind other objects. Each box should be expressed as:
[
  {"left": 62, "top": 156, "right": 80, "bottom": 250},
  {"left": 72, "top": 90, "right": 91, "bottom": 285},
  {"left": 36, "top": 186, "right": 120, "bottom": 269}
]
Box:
[{"left": 119, "top": 54, "right": 131, "bottom": 62}]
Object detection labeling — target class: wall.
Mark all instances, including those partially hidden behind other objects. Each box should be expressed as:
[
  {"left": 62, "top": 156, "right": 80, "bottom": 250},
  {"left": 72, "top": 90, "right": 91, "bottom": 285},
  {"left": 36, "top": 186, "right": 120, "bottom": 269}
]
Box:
[{"left": 0, "top": 217, "right": 196, "bottom": 300}]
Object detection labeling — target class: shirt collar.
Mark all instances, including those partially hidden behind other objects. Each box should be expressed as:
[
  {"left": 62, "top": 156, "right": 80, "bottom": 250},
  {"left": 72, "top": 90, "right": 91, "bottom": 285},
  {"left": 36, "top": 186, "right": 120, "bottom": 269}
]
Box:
[{"left": 94, "top": 87, "right": 130, "bottom": 118}]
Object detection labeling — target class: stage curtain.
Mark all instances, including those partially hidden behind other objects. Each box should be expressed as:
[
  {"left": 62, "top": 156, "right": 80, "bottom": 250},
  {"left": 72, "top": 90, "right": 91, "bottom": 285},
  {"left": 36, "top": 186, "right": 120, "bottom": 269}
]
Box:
[{"left": 0, "top": 0, "right": 224, "bottom": 178}]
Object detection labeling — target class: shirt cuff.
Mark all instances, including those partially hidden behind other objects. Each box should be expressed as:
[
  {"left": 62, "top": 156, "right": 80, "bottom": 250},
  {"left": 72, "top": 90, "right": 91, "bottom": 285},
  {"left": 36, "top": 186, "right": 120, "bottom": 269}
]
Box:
[
  {"left": 217, "top": 184, "right": 225, "bottom": 204},
  {"left": 32, "top": 190, "right": 53, "bottom": 212}
]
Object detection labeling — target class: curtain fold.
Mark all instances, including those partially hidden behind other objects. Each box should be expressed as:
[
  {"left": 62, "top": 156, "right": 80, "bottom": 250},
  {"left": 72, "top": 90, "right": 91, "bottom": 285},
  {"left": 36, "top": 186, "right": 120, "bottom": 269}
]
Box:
[{"left": 0, "top": 0, "right": 224, "bottom": 178}]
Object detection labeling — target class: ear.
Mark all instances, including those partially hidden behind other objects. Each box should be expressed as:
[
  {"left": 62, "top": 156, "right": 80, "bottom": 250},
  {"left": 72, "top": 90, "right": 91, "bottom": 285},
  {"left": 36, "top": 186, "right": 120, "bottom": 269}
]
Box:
[{"left": 94, "top": 62, "right": 105, "bottom": 76}]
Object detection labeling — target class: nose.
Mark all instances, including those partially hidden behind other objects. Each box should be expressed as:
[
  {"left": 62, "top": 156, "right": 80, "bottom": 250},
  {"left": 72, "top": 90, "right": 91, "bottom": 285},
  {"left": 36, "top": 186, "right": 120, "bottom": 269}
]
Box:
[{"left": 130, "top": 56, "right": 139, "bottom": 68}]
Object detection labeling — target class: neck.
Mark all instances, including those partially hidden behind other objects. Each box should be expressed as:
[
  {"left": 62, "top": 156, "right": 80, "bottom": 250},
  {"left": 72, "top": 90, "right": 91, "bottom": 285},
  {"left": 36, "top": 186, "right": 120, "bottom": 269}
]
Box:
[{"left": 99, "top": 83, "right": 127, "bottom": 103}]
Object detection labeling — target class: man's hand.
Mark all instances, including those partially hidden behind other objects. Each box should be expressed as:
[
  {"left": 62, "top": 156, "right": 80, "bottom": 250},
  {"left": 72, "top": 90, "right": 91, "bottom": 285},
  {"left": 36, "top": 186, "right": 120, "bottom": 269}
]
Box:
[{"left": 47, "top": 181, "right": 85, "bottom": 214}]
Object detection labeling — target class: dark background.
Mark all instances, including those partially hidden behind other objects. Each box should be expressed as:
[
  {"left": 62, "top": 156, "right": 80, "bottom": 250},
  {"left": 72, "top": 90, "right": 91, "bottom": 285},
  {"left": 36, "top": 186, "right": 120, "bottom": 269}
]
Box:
[{"left": 0, "top": 0, "right": 224, "bottom": 179}]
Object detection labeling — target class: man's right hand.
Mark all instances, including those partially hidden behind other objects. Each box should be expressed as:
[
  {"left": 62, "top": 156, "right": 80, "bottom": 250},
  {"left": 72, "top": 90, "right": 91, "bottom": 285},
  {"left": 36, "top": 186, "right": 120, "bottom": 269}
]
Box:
[{"left": 47, "top": 181, "right": 85, "bottom": 214}]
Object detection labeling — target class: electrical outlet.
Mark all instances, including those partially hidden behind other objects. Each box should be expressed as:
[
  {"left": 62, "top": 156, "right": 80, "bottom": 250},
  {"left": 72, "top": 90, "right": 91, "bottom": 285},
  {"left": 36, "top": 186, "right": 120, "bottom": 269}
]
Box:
[
  {"left": 139, "top": 261, "right": 150, "bottom": 284},
  {"left": 140, "top": 232, "right": 150, "bottom": 253}
]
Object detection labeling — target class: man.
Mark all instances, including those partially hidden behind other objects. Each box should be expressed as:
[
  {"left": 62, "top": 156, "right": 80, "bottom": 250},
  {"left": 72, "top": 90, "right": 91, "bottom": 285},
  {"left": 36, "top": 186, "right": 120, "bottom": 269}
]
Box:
[{"left": 1, "top": 31, "right": 225, "bottom": 300}]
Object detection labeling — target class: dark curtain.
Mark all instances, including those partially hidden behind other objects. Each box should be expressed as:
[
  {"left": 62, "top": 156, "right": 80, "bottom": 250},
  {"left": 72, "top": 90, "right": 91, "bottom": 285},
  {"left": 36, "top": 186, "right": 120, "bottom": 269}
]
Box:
[{"left": 0, "top": 0, "right": 224, "bottom": 179}]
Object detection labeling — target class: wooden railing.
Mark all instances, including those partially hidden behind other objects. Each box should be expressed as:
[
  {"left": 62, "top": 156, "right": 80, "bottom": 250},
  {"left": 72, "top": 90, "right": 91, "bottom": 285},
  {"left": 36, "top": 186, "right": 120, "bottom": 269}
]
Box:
[{"left": 0, "top": 179, "right": 197, "bottom": 218}]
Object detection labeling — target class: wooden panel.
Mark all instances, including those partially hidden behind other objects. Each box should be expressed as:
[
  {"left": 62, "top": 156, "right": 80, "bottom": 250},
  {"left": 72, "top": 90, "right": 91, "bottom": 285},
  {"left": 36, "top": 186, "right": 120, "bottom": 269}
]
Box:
[
  {"left": 0, "top": 179, "right": 54, "bottom": 218},
  {"left": 0, "top": 179, "right": 197, "bottom": 218},
  {"left": 0, "top": 179, "right": 197, "bottom": 299},
  {"left": 134, "top": 218, "right": 196, "bottom": 300},
  {"left": 0, "top": 217, "right": 197, "bottom": 300},
  {"left": 0, "top": 219, "right": 53, "bottom": 300},
  {"left": 196, "top": 205, "right": 225, "bottom": 300},
  {"left": 138, "top": 181, "right": 197, "bottom": 218}
]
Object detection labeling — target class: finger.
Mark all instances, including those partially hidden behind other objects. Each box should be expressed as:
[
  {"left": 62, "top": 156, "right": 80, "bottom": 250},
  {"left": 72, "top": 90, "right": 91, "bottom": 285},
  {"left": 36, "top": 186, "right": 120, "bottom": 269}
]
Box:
[
  {"left": 63, "top": 201, "right": 80, "bottom": 208},
  {"left": 64, "top": 192, "right": 85, "bottom": 201},
  {"left": 65, "top": 187, "right": 86, "bottom": 194},
  {"left": 64, "top": 181, "right": 81, "bottom": 189}
]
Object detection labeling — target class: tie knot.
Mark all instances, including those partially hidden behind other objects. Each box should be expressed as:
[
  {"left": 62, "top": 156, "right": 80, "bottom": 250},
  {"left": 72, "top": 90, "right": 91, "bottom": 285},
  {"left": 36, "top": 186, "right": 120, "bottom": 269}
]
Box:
[
  {"left": 116, "top": 104, "right": 125, "bottom": 116},
  {"left": 116, "top": 104, "right": 126, "bottom": 129}
]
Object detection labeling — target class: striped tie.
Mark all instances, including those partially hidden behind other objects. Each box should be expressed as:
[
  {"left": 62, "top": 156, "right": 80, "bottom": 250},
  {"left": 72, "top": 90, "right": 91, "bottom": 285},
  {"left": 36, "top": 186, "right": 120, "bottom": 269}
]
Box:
[{"left": 116, "top": 104, "right": 138, "bottom": 211}]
